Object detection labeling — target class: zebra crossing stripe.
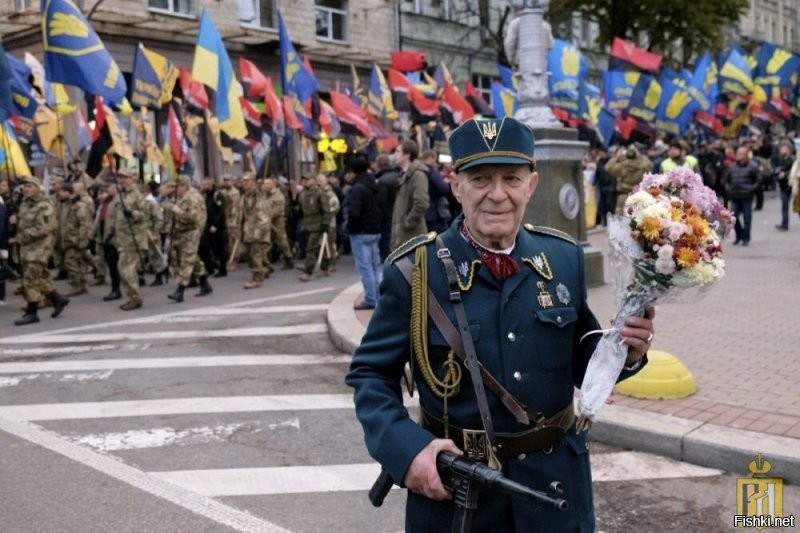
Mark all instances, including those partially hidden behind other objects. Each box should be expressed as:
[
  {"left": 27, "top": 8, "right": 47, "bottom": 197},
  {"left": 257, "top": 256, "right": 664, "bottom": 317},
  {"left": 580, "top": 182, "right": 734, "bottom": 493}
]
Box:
[
  {"left": 0, "top": 324, "right": 328, "bottom": 345},
  {"left": 0, "top": 393, "right": 416, "bottom": 421},
  {"left": 0, "top": 416, "right": 290, "bottom": 533},
  {"left": 148, "top": 451, "right": 722, "bottom": 497},
  {"left": 0, "top": 354, "right": 352, "bottom": 374}
]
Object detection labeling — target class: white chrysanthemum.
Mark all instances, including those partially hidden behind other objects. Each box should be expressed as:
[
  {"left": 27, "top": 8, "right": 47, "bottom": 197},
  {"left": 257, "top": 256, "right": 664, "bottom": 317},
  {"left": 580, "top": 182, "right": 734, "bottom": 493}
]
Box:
[
  {"left": 635, "top": 202, "right": 670, "bottom": 224},
  {"left": 625, "top": 191, "right": 656, "bottom": 211},
  {"left": 683, "top": 258, "right": 725, "bottom": 285}
]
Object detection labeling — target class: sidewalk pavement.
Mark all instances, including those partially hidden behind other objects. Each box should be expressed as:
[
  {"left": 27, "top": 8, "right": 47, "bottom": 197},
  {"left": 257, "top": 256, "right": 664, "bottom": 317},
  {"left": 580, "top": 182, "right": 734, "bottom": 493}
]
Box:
[{"left": 327, "top": 192, "right": 800, "bottom": 483}]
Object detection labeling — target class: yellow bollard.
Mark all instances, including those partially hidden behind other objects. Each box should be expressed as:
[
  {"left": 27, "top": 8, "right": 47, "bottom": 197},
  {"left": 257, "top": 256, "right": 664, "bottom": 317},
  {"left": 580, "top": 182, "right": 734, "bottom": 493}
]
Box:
[{"left": 614, "top": 350, "right": 697, "bottom": 400}]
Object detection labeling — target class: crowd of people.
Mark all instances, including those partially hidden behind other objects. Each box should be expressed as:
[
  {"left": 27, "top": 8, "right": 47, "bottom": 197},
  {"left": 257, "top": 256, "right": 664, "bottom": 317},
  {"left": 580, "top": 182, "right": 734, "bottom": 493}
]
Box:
[
  {"left": 583, "top": 132, "right": 800, "bottom": 245},
  {"left": 0, "top": 140, "right": 462, "bottom": 324}
]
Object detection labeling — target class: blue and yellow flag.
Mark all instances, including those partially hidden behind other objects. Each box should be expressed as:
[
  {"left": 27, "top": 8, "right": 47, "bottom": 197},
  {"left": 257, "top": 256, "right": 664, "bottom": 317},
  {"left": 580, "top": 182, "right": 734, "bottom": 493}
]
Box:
[
  {"left": 131, "top": 43, "right": 179, "bottom": 108},
  {"left": 497, "top": 64, "right": 518, "bottom": 91},
  {"left": 719, "top": 48, "right": 756, "bottom": 97},
  {"left": 687, "top": 52, "right": 718, "bottom": 112},
  {"left": 5, "top": 54, "right": 38, "bottom": 119},
  {"left": 655, "top": 78, "right": 695, "bottom": 136},
  {"left": 547, "top": 39, "right": 586, "bottom": 114},
  {"left": 0, "top": 43, "right": 11, "bottom": 122},
  {"left": 626, "top": 74, "right": 661, "bottom": 123},
  {"left": 603, "top": 70, "right": 639, "bottom": 111},
  {"left": 0, "top": 121, "right": 32, "bottom": 177},
  {"left": 368, "top": 64, "right": 396, "bottom": 120},
  {"left": 41, "top": 0, "right": 126, "bottom": 103},
  {"left": 755, "top": 42, "right": 800, "bottom": 88},
  {"left": 278, "top": 11, "right": 319, "bottom": 102},
  {"left": 192, "top": 11, "right": 246, "bottom": 139},
  {"left": 491, "top": 81, "right": 517, "bottom": 118},
  {"left": 579, "top": 81, "right": 615, "bottom": 147}
]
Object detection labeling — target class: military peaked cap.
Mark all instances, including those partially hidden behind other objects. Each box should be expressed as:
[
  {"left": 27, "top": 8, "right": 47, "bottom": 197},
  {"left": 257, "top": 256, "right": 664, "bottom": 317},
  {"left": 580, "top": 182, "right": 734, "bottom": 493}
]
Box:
[{"left": 449, "top": 117, "right": 535, "bottom": 172}]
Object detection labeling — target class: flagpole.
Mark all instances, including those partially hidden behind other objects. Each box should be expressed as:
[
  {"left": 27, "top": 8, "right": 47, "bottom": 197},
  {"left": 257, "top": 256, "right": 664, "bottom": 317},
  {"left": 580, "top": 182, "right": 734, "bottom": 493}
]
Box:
[{"left": 54, "top": 106, "right": 70, "bottom": 179}]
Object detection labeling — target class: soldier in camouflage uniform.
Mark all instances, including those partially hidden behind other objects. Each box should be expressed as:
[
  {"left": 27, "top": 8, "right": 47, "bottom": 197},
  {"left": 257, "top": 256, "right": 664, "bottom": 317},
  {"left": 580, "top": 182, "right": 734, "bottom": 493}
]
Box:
[
  {"left": 154, "top": 181, "right": 177, "bottom": 286},
  {"left": 167, "top": 176, "right": 212, "bottom": 302},
  {"left": 12, "top": 176, "right": 70, "bottom": 325},
  {"left": 318, "top": 174, "right": 340, "bottom": 270},
  {"left": 59, "top": 183, "right": 93, "bottom": 297},
  {"left": 73, "top": 181, "right": 100, "bottom": 285},
  {"left": 298, "top": 174, "right": 333, "bottom": 281},
  {"left": 49, "top": 175, "right": 68, "bottom": 280},
  {"left": 262, "top": 176, "right": 294, "bottom": 270},
  {"left": 240, "top": 174, "right": 271, "bottom": 289},
  {"left": 142, "top": 182, "right": 166, "bottom": 284},
  {"left": 220, "top": 175, "right": 242, "bottom": 271},
  {"left": 113, "top": 171, "right": 149, "bottom": 311}
]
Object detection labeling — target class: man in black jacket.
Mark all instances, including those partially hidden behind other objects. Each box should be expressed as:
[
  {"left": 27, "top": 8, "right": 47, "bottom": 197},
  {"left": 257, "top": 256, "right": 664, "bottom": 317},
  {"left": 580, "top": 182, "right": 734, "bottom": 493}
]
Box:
[
  {"left": 199, "top": 177, "right": 227, "bottom": 276},
  {"left": 374, "top": 154, "right": 401, "bottom": 261},
  {"left": 347, "top": 154, "right": 383, "bottom": 310},
  {"left": 722, "top": 146, "right": 762, "bottom": 246}
]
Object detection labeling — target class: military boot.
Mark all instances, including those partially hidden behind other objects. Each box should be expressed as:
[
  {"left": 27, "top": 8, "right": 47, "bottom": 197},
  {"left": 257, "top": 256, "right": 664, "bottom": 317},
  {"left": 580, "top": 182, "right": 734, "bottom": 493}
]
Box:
[
  {"left": 150, "top": 271, "right": 165, "bottom": 287},
  {"left": 48, "top": 290, "right": 70, "bottom": 318},
  {"left": 119, "top": 300, "right": 143, "bottom": 311},
  {"left": 298, "top": 272, "right": 312, "bottom": 282},
  {"left": 103, "top": 289, "right": 122, "bottom": 301},
  {"left": 244, "top": 274, "right": 263, "bottom": 289},
  {"left": 282, "top": 257, "right": 295, "bottom": 270},
  {"left": 14, "top": 303, "right": 40, "bottom": 326},
  {"left": 167, "top": 285, "right": 185, "bottom": 303},
  {"left": 196, "top": 276, "right": 213, "bottom": 297}
]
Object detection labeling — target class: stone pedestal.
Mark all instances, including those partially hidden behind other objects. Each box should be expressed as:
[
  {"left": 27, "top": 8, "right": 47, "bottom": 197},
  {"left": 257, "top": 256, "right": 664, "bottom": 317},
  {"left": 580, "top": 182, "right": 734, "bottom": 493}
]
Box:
[{"left": 522, "top": 127, "right": 604, "bottom": 287}]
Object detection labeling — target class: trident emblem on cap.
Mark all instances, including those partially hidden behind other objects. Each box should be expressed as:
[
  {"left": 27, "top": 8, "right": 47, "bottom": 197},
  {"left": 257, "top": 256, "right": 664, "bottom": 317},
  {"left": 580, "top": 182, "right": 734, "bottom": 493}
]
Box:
[{"left": 481, "top": 122, "right": 497, "bottom": 140}]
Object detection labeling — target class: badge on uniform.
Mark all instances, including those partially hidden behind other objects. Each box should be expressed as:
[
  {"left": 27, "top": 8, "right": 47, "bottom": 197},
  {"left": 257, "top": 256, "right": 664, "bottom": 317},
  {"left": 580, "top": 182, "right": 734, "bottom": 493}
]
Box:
[
  {"left": 537, "top": 281, "right": 554, "bottom": 309},
  {"left": 556, "top": 283, "right": 571, "bottom": 305},
  {"left": 458, "top": 261, "right": 470, "bottom": 278},
  {"left": 530, "top": 253, "right": 553, "bottom": 280}
]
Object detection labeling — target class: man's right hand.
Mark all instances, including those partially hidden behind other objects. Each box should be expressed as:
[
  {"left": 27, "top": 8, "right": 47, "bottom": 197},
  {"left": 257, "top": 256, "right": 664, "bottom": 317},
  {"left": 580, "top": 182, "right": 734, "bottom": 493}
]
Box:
[{"left": 403, "top": 438, "right": 462, "bottom": 501}]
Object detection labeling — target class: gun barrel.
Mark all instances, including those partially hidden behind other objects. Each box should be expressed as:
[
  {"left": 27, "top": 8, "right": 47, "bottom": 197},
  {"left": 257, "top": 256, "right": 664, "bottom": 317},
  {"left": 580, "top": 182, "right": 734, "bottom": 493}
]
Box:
[
  {"left": 368, "top": 469, "right": 394, "bottom": 507},
  {"left": 437, "top": 451, "right": 568, "bottom": 511}
]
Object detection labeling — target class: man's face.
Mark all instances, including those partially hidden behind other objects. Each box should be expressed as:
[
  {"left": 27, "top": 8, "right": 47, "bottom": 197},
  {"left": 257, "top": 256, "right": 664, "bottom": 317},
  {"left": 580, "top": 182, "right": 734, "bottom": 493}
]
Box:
[
  {"left": 177, "top": 184, "right": 189, "bottom": 198},
  {"left": 201, "top": 179, "right": 214, "bottom": 191},
  {"left": 58, "top": 189, "right": 71, "bottom": 200},
  {"left": 736, "top": 147, "right": 749, "bottom": 163},
  {"left": 451, "top": 164, "right": 537, "bottom": 249},
  {"left": 668, "top": 146, "right": 681, "bottom": 159},
  {"left": 394, "top": 146, "right": 409, "bottom": 166},
  {"left": 242, "top": 178, "right": 255, "bottom": 192},
  {"left": 0, "top": 181, "right": 8, "bottom": 195},
  {"left": 21, "top": 182, "right": 38, "bottom": 198},
  {"left": 263, "top": 179, "right": 276, "bottom": 192}
]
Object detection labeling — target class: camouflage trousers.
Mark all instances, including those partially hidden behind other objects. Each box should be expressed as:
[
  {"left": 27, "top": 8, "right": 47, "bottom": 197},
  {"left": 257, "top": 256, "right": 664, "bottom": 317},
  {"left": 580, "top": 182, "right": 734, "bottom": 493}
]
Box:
[
  {"left": 21, "top": 261, "right": 54, "bottom": 304},
  {"left": 304, "top": 230, "right": 331, "bottom": 275},
  {"left": 117, "top": 247, "right": 141, "bottom": 303},
  {"left": 227, "top": 226, "right": 242, "bottom": 264},
  {"left": 146, "top": 236, "right": 166, "bottom": 273},
  {"left": 64, "top": 246, "right": 87, "bottom": 291},
  {"left": 52, "top": 242, "right": 64, "bottom": 271},
  {"left": 174, "top": 232, "right": 206, "bottom": 286},
  {"left": 242, "top": 241, "right": 267, "bottom": 279},
  {"left": 94, "top": 241, "right": 107, "bottom": 279},
  {"left": 270, "top": 218, "right": 293, "bottom": 259}
]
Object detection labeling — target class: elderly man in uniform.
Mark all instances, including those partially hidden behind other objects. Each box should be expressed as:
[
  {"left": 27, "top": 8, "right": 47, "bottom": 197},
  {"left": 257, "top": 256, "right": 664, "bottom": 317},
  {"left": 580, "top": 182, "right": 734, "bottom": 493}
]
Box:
[
  {"left": 167, "top": 176, "right": 212, "bottom": 302},
  {"left": 113, "top": 170, "right": 149, "bottom": 311},
  {"left": 346, "top": 117, "right": 655, "bottom": 532},
  {"left": 11, "top": 176, "right": 70, "bottom": 325},
  {"left": 240, "top": 174, "right": 271, "bottom": 289},
  {"left": 58, "top": 183, "right": 93, "bottom": 297}
]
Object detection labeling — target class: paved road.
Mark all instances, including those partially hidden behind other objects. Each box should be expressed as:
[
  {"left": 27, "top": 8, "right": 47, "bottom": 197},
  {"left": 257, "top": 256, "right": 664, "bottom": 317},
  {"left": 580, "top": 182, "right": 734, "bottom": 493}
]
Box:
[{"left": 0, "top": 264, "right": 796, "bottom": 532}]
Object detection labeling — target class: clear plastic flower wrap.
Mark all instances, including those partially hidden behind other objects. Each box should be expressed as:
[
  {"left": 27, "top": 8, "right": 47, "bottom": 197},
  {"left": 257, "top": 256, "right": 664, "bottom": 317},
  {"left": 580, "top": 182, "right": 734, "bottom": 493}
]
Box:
[{"left": 576, "top": 167, "right": 735, "bottom": 431}]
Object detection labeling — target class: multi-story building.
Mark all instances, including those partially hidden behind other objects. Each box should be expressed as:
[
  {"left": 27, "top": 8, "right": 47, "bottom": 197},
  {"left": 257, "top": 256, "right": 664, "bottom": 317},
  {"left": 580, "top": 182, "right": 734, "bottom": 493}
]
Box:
[{"left": 735, "top": 0, "right": 800, "bottom": 53}]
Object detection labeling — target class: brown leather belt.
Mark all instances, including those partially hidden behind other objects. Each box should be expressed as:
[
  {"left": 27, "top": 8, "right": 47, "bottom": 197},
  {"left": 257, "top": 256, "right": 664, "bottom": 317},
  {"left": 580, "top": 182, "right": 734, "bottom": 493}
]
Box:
[{"left": 421, "top": 404, "right": 576, "bottom": 458}]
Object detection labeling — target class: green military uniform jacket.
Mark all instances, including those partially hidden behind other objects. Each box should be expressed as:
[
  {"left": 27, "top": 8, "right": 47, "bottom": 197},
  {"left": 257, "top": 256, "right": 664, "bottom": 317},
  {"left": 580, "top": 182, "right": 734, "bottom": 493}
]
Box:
[
  {"left": 299, "top": 183, "right": 332, "bottom": 233},
  {"left": 60, "top": 196, "right": 92, "bottom": 249},
  {"left": 241, "top": 190, "right": 271, "bottom": 243},
  {"left": 113, "top": 186, "right": 149, "bottom": 251},
  {"left": 173, "top": 188, "right": 207, "bottom": 238},
  {"left": 17, "top": 192, "right": 56, "bottom": 264},
  {"left": 346, "top": 216, "right": 646, "bottom": 532}
]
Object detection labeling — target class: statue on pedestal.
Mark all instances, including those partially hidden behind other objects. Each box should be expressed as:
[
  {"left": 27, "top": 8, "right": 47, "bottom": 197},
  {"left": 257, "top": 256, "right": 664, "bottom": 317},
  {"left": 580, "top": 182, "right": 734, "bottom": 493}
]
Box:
[{"left": 504, "top": 0, "right": 562, "bottom": 128}]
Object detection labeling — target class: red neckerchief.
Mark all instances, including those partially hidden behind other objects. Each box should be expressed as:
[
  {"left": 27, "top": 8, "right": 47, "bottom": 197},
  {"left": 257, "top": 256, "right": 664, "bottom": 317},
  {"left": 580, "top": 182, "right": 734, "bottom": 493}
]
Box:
[{"left": 459, "top": 221, "right": 520, "bottom": 282}]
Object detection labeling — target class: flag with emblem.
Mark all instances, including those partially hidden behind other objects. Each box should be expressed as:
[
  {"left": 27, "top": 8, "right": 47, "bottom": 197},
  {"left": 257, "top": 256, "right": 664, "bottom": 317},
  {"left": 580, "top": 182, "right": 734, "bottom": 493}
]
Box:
[
  {"left": 603, "top": 70, "right": 640, "bottom": 112},
  {"left": 0, "top": 44, "right": 13, "bottom": 122},
  {"left": 719, "top": 48, "right": 759, "bottom": 98},
  {"left": 687, "top": 52, "right": 718, "bottom": 112},
  {"left": 754, "top": 42, "right": 800, "bottom": 88},
  {"left": 387, "top": 68, "right": 439, "bottom": 117},
  {"left": 626, "top": 74, "right": 661, "bottom": 123},
  {"left": 4, "top": 54, "right": 38, "bottom": 119},
  {"left": 655, "top": 77, "right": 695, "bottom": 136},
  {"left": 130, "top": 43, "right": 178, "bottom": 108},
  {"left": 547, "top": 39, "right": 586, "bottom": 115},
  {"left": 497, "top": 63, "right": 517, "bottom": 91},
  {"left": 367, "top": 64, "right": 396, "bottom": 120},
  {"left": 192, "top": 10, "right": 247, "bottom": 139},
  {"left": 440, "top": 83, "right": 474, "bottom": 127},
  {"left": 491, "top": 81, "right": 517, "bottom": 118},
  {"left": 278, "top": 11, "right": 319, "bottom": 103},
  {"left": 41, "top": 0, "right": 126, "bottom": 103},
  {"left": 0, "top": 120, "right": 31, "bottom": 177}
]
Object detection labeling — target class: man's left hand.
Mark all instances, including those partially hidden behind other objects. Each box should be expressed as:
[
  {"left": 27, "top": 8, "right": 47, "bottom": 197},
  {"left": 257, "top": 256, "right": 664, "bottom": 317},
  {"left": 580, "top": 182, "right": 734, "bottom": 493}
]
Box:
[{"left": 619, "top": 305, "right": 656, "bottom": 365}]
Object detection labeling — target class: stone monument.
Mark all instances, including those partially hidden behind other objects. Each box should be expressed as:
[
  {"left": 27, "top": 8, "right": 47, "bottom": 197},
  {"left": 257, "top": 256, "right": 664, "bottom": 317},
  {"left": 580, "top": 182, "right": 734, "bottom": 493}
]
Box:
[{"left": 506, "top": 0, "right": 603, "bottom": 287}]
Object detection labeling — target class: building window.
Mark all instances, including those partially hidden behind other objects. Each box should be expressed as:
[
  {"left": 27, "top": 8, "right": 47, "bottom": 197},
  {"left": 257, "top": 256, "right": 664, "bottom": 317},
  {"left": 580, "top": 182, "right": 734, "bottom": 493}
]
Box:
[
  {"left": 148, "top": 0, "right": 195, "bottom": 16},
  {"left": 316, "top": 0, "right": 347, "bottom": 42},
  {"left": 472, "top": 73, "right": 492, "bottom": 104},
  {"left": 14, "top": 0, "right": 34, "bottom": 10},
  {"left": 239, "top": 0, "right": 276, "bottom": 28}
]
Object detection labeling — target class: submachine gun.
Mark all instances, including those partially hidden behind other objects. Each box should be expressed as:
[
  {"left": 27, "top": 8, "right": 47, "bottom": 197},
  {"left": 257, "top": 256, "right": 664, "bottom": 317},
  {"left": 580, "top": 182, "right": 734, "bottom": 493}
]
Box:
[{"left": 369, "top": 451, "right": 568, "bottom": 533}]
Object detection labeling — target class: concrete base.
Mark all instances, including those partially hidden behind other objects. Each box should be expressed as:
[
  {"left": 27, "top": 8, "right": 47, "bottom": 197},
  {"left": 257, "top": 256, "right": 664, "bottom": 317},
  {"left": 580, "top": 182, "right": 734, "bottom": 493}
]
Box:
[{"left": 521, "top": 127, "right": 603, "bottom": 287}]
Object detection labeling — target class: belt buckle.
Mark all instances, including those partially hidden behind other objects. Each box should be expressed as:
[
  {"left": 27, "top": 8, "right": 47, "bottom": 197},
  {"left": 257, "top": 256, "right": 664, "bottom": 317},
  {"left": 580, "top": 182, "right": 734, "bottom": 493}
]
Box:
[{"left": 462, "top": 429, "right": 490, "bottom": 461}]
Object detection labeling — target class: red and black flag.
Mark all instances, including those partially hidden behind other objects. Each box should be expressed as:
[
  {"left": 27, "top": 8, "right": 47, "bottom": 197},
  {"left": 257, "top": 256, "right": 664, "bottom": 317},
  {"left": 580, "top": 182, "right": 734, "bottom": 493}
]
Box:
[
  {"left": 179, "top": 67, "right": 209, "bottom": 113},
  {"left": 330, "top": 91, "right": 373, "bottom": 138},
  {"left": 168, "top": 98, "right": 187, "bottom": 170},
  {"left": 694, "top": 110, "right": 723, "bottom": 135},
  {"left": 387, "top": 68, "right": 439, "bottom": 119},
  {"left": 440, "top": 83, "right": 475, "bottom": 127},
  {"left": 239, "top": 58, "right": 268, "bottom": 99},
  {"left": 240, "top": 96, "right": 264, "bottom": 142},
  {"left": 465, "top": 82, "right": 494, "bottom": 117},
  {"left": 390, "top": 50, "right": 427, "bottom": 73},
  {"left": 610, "top": 37, "right": 662, "bottom": 73}
]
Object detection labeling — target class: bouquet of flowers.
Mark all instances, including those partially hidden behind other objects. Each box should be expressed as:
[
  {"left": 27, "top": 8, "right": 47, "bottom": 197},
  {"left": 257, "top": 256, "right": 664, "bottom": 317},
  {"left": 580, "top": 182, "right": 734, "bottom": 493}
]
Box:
[{"left": 576, "top": 167, "right": 735, "bottom": 431}]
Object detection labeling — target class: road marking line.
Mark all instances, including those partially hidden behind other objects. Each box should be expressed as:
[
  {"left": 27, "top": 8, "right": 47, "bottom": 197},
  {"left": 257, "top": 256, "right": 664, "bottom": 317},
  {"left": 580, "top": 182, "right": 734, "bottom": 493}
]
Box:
[
  {"left": 148, "top": 451, "right": 723, "bottom": 497},
  {"left": 0, "top": 416, "right": 289, "bottom": 533},
  {"left": 0, "top": 354, "right": 351, "bottom": 374},
  {"left": 0, "top": 370, "right": 115, "bottom": 386},
  {"left": 0, "top": 394, "right": 371, "bottom": 421},
  {"left": 1, "top": 287, "right": 336, "bottom": 340},
  {"left": 0, "top": 344, "right": 137, "bottom": 356},
  {"left": 132, "top": 305, "right": 329, "bottom": 324},
  {"left": 0, "top": 324, "right": 328, "bottom": 345}
]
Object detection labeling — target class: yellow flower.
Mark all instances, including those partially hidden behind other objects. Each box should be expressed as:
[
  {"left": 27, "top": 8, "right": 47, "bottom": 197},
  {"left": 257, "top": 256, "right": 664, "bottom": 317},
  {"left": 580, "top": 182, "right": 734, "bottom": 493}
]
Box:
[
  {"left": 640, "top": 216, "right": 662, "bottom": 241},
  {"left": 686, "top": 214, "right": 710, "bottom": 238},
  {"left": 675, "top": 246, "right": 700, "bottom": 268}
]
